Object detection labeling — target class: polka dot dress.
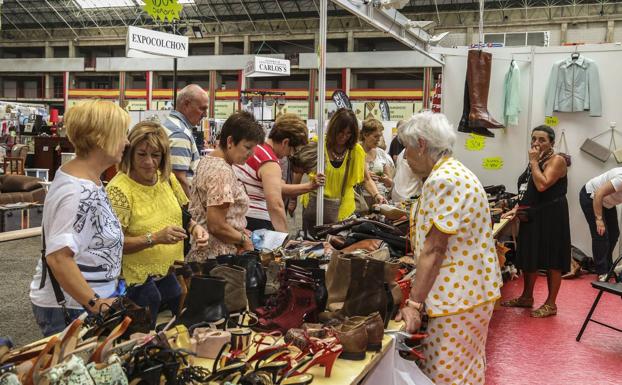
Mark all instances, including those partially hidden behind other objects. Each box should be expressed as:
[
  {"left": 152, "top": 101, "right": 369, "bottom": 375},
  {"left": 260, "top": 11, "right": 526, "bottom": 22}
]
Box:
[{"left": 409, "top": 157, "right": 503, "bottom": 384}]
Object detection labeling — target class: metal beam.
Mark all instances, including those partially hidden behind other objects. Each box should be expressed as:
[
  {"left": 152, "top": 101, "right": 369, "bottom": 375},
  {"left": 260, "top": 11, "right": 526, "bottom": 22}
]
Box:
[
  {"left": 1, "top": 12, "right": 28, "bottom": 38},
  {"left": 330, "top": 0, "right": 444, "bottom": 65},
  {"left": 239, "top": 0, "right": 259, "bottom": 32},
  {"left": 43, "top": 0, "right": 80, "bottom": 38},
  {"left": 14, "top": 0, "right": 52, "bottom": 38},
  {"left": 274, "top": 0, "right": 293, "bottom": 33}
]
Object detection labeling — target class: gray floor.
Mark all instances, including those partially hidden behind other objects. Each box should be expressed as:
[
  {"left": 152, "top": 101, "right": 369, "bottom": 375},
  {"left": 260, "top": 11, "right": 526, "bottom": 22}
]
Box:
[{"left": 0, "top": 236, "right": 43, "bottom": 345}]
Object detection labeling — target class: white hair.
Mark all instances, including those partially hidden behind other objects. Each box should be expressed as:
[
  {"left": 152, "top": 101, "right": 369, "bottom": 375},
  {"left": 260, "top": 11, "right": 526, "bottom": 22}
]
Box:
[
  {"left": 398, "top": 111, "right": 456, "bottom": 161},
  {"left": 176, "top": 84, "right": 206, "bottom": 108}
]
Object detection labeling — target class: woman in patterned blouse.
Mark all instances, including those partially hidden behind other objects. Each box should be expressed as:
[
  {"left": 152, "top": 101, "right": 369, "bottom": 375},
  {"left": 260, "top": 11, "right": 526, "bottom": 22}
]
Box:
[{"left": 187, "top": 111, "right": 265, "bottom": 261}]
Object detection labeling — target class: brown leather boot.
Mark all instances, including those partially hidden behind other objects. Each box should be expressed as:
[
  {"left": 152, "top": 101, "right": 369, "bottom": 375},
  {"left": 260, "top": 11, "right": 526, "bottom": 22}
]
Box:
[
  {"left": 342, "top": 258, "right": 387, "bottom": 320},
  {"left": 467, "top": 50, "right": 504, "bottom": 130},
  {"left": 325, "top": 253, "right": 352, "bottom": 312},
  {"left": 333, "top": 321, "right": 368, "bottom": 360},
  {"left": 210, "top": 264, "right": 247, "bottom": 313},
  {"left": 346, "top": 312, "right": 384, "bottom": 351}
]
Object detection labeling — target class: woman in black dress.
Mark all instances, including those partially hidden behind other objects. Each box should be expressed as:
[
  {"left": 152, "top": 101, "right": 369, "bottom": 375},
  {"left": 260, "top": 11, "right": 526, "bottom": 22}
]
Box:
[{"left": 501, "top": 125, "right": 570, "bottom": 318}]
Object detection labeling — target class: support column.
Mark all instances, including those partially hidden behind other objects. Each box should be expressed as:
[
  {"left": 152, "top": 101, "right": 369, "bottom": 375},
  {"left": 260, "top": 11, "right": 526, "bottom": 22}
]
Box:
[
  {"left": 237, "top": 70, "right": 244, "bottom": 111},
  {"left": 63, "top": 71, "right": 70, "bottom": 112},
  {"left": 119, "top": 71, "right": 126, "bottom": 109},
  {"left": 607, "top": 20, "right": 615, "bottom": 43},
  {"left": 146, "top": 71, "right": 153, "bottom": 110},
  {"left": 44, "top": 42, "right": 53, "bottom": 99},
  {"left": 560, "top": 23, "right": 568, "bottom": 45},
  {"left": 345, "top": 31, "right": 353, "bottom": 95},
  {"left": 68, "top": 40, "right": 76, "bottom": 58},
  {"left": 347, "top": 31, "right": 354, "bottom": 52},
  {"left": 243, "top": 35, "right": 251, "bottom": 55},
  {"left": 209, "top": 70, "right": 216, "bottom": 119},
  {"left": 214, "top": 36, "right": 222, "bottom": 55},
  {"left": 309, "top": 69, "right": 316, "bottom": 119},
  {"left": 466, "top": 27, "right": 474, "bottom": 46},
  {"left": 422, "top": 68, "right": 432, "bottom": 109}
]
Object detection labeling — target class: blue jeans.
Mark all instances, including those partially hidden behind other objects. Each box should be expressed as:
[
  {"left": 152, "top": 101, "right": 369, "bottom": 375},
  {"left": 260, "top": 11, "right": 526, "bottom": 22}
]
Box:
[{"left": 31, "top": 304, "right": 84, "bottom": 337}]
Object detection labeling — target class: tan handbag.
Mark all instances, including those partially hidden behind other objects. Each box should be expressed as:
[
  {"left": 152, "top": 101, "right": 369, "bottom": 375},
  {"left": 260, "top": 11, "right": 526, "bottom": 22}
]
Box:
[
  {"left": 580, "top": 129, "right": 613, "bottom": 162},
  {"left": 612, "top": 133, "right": 622, "bottom": 164}
]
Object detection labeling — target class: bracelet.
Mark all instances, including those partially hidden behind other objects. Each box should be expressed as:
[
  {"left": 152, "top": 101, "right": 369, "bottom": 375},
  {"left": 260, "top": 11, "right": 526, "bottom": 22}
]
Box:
[
  {"left": 238, "top": 232, "right": 248, "bottom": 247},
  {"left": 145, "top": 232, "right": 153, "bottom": 247},
  {"left": 188, "top": 222, "right": 197, "bottom": 234},
  {"left": 86, "top": 293, "right": 100, "bottom": 309},
  {"left": 405, "top": 299, "right": 425, "bottom": 314}
]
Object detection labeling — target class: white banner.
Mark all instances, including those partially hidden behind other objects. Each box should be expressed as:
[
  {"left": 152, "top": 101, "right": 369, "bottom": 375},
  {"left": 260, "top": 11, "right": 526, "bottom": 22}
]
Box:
[
  {"left": 244, "top": 56, "right": 290, "bottom": 77},
  {"left": 126, "top": 26, "right": 189, "bottom": 58}
]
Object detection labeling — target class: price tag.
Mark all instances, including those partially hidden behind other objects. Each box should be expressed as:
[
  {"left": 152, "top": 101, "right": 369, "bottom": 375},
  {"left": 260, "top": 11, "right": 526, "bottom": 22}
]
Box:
[
  {"left": 482, "top": 157, "right": 504, "bottom": 170},
  {"left": 545, "top": 116, "right": 559, "bottom": 126},
  {"left": 465, "top": 134, "right": 486, "bottom": 151}
]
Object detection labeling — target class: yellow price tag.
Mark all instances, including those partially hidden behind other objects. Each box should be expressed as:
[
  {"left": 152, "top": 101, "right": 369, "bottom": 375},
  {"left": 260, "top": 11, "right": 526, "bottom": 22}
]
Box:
[
  {"left": 482, "top": 157, "right": 504, "bottom": 170},
  {"left": 465, "top": 134, "right": 486, "bottom": 151},
  {"left": 545, "top": 116, "right": 559, "bottom": 126},
  {"left": 143, "top": 0, "right": 182, "bottom": 22}
]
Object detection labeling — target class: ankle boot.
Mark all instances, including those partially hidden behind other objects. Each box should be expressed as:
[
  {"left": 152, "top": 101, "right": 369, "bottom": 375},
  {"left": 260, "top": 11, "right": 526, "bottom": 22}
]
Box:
[
  {"left": 333, "top": 321, "right": 367, "bottom": 360},
  {"left": 210, "top": 265, "right": 248, "bottom": 314},
  {"left": 178, "top": 275, "right": 228, "bottom": 329},
  {"left": 467, "top": 50, "right": 504, "bottom": 130},
  {"left": 234, "top": 252, "right": 267, "bottom": 312},
  {"left": 154, "top": 272, "right": 182, "bottom": 317},
  {"left": 346, "top": 312, "right": 384, "bottom": 352},
  {"left": 127, "top": 276, "right": 162, "bottom": 330},
  {"left": 325, "top": 253, "right": 352, "bottom": 312},
  {"left": 257, "top": 281, "right": 317, "bottom": 333},
  {"left": 342, "top": 258, "right": 387, "bottom": 321},
  {"left": 310, "top": 268, "right": 328, "bottom": 312}
]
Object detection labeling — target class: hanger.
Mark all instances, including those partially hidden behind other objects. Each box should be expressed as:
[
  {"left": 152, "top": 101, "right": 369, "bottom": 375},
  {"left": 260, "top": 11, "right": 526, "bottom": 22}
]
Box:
[{"left": 571, "top": 46, "right": 580, "bottom": 60}]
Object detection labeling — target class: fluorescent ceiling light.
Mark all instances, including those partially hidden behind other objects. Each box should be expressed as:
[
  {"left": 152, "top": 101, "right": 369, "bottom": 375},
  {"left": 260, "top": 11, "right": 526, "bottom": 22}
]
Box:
[{"left": 74, "top": 0, "right": 194, "bottom": 10}]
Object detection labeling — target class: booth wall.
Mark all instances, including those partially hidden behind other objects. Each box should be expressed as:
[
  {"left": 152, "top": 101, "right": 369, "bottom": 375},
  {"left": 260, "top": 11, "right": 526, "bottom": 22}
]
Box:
[{"left": 434, "top": 44, "right": 622, "bottom": 259}]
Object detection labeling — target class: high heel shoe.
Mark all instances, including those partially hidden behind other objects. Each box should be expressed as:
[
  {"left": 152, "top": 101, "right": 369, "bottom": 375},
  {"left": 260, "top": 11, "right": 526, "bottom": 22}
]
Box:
[
  {"left": 206, "top": 342, "right": 248, "bottom": 382},
  {"left": 244, "top": 332, "right": 287, "bottom": 363},
  {"left": 294, "top": 344, "right": 342, "bottom": 378}
]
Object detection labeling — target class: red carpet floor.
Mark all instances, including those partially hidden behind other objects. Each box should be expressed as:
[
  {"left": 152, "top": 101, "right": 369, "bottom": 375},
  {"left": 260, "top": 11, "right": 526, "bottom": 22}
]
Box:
[{"left": 485, "top": 274, "right": 622, "bottom": 385}]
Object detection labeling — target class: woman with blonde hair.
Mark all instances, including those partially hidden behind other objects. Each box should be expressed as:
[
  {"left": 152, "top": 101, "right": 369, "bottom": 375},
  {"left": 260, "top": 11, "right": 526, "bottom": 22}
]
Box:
[
  {"left": 29, "top": 100, "right": 130, "bottom": 336},
  {"left": 106, "top": 121, "right": 208, "bottom": 285}
]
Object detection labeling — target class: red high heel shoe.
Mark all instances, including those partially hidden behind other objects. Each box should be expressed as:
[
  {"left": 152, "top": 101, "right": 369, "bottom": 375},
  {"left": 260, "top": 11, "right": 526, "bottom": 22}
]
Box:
[
  {"left": 243, "top": 331, "right": 289, "bottom": 362},
  {"left": 295, "top": 344, "right": 343, "bottom": 378}
]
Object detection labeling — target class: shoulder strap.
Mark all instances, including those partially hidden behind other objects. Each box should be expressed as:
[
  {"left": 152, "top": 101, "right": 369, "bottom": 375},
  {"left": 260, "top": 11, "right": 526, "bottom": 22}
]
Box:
[
  {"left": 39, "top": 227, "right": 72, "bottom": 325},
  {"left": 340, "top": 150, "right": 352, "bottom": 198}
]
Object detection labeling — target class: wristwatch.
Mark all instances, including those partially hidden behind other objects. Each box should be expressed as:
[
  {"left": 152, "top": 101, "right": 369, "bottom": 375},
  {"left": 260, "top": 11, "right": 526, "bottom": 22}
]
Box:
[
  {"left": 238, "top": 232, "right": 248, "bottom": 247},
  {"left": 146, "top": 232, "right": 153, "bottom": 247},
  {"left": 87, "top": 293, "right": 100, "bottom": 309}
]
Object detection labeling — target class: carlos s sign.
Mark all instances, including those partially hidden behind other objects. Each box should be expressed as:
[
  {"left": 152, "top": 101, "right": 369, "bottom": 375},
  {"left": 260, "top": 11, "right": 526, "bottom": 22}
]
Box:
[
  {"left": 244, "top": 56, "right": 291, "bottom": 78},
  {"left": 126, "top": 26, "right": 189, "bottom": 58}
]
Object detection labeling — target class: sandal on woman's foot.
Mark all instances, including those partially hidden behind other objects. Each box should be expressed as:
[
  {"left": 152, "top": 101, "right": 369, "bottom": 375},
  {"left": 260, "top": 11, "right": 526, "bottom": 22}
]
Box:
[
  {"left": 501, "top": 297, "right": 534, "bottom": 308},
  {"left": 530, "top": 304, "right": 557, "bottom": 318}
]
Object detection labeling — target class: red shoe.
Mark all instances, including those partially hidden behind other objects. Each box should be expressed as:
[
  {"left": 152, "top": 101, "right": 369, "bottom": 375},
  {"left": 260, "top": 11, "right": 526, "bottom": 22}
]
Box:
[
  {"left": 296, "top": 344, "right": 343, "bottom": 378},
  {"left": 258, "top": 281, "right": 318, "bottom": 333}
]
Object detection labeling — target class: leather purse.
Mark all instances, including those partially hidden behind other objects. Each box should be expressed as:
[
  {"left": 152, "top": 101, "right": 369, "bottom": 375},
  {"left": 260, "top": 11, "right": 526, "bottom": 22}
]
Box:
[{"left": 580, "top": 129, "right": 612, "bottom": 162}]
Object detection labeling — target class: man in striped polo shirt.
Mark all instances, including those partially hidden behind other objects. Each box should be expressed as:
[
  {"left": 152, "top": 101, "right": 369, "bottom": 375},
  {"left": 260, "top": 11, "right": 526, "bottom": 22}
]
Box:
[{"left": 162, "top": 84, "right": 206, "bottom": 197}]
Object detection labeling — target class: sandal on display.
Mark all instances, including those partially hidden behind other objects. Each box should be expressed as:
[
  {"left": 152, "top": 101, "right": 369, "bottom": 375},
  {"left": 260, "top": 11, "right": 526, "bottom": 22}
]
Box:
[
  {"left": 530, "top": 303, "right": 557, "bottom": 318},
  {"left": 244, "top": 332, "right": 287, "bottom": 363},
  {"left": 206, "top": 343, "right": 248, "bottom": 382},
  {"left": 500, "top": 297, "right": 534, "bottom": 308},
  {"left": 293, "top": 344, "right": 343, "bottom": 378}
]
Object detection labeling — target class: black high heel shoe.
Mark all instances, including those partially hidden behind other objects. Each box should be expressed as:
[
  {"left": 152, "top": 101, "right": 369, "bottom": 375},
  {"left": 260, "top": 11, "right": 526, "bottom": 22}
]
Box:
[{"left": 206, "top": 342, "right": 249, "bottom": 382}]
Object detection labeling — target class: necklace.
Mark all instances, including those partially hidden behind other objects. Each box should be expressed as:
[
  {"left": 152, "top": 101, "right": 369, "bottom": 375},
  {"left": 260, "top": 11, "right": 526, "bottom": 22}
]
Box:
[{"left": 331, "top": 147, "right": 347, "bottom": 161}]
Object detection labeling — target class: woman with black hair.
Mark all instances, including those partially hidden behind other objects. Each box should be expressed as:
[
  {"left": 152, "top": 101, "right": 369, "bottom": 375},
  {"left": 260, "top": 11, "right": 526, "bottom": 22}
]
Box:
[
  {"left": 187, "top": 111, "right": 265, "bottom": 261},
  {"left": 501, "top": 125, "right": 570, "bottom": 318}
]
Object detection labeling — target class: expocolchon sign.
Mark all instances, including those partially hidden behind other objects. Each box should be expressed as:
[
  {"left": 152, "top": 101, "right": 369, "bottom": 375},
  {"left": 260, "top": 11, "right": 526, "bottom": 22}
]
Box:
[{"left": 126, "top": 26, "right": 189, "bottom": 58}]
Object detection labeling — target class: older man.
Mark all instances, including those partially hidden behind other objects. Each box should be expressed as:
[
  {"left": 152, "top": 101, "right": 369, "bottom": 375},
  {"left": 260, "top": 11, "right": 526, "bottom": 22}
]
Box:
[{"left": 162, "top": 84, "right": 207, "bottom": 197}]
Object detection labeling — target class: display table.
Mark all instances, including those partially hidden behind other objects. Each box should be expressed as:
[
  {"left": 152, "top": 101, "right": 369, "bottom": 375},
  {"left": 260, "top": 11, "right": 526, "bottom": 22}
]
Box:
[
  {"left": 190, "top": 320, "right": 404, "bottom": 385},
  {"left": 492, "top": 218, "right": 510, "bottom": 238}
]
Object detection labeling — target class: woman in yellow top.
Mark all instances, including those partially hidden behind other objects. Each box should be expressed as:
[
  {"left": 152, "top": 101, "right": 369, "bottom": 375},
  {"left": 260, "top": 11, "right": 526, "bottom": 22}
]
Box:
[
  {"left": 396, "top": 112, "right": 502, "bottom": 385},
  {"left": 106, "top": 121, "right": 209, "bottom": 284},
  {"left": 312, "top": 108, "right": 386, "bottom": 221}
]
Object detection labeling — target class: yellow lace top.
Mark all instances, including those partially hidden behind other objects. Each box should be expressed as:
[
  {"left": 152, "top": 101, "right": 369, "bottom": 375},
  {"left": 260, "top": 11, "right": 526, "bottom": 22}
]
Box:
[{"left": 106, "top": 172, "right": 188, "bottom": 284}]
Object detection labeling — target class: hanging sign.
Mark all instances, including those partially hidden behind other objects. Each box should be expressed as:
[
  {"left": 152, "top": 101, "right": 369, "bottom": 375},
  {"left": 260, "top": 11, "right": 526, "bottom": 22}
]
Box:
[
  {"left": 332, "top": 90, "right": 352, "bottom": 110},
  {"left": 126, "top": 26, "right": 188, "bottom": 58},
  {"left": 142, "top": 0, "right": 183, "bottom": 23},
  {"left": 379, "top": 100, "right": 391, "bottom": 121},
  {"left": 545, "top": 116, "right": 559, "bottom": 126},
  {"left": 244, "top": 57, "right": 290, "bottom": 78}
]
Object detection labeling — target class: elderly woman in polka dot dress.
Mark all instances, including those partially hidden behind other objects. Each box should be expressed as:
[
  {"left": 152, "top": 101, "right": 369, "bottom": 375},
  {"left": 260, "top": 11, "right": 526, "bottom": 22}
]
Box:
[{"left": 396, "top": 111, "right": 502, "bottom": 385}]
